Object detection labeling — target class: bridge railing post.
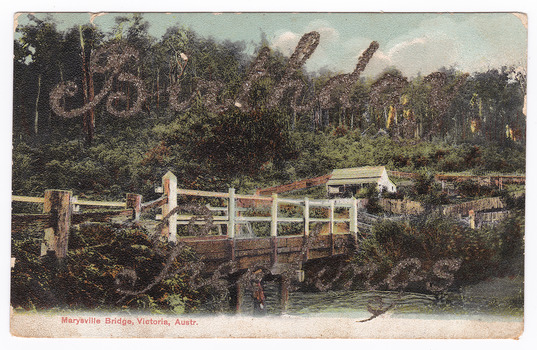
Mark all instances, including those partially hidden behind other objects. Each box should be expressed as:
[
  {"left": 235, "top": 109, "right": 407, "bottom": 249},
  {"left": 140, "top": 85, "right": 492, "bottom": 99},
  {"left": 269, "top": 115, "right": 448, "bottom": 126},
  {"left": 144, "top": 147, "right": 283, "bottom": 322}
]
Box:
[
  {"left": 303, "top": 197, "right": 310, "bottom": 236},
  {"left": 271, "top": 193, "right": 278, "bottom": 237},
  {"left": 350, "top": 197, "right": 358, "bottom": 237},
  {"left": 228, "top": 188, "right": 236, "bottom": 238},
  {"left": 162, "top": 171, "right": 177, "bottom": 243},
  {"left": 329, "top": 199, "right": 335, "bottom": 255},
  {"left": 271, "top": 193, "right": 279, "bottom": 265},
  {"left": 329, "top": 199, "right": 335, "bottom": 235}
]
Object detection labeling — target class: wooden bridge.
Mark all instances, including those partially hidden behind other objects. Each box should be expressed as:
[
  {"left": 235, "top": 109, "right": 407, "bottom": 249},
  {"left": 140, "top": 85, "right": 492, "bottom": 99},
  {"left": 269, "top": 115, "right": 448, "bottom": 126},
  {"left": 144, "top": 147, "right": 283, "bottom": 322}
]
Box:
[
  {"left": 11, "top": 170, "right": 372, "bottom": 267},
  {"left": 152, "top": 172, "right": 370, "bottom": 270},
  {"left": 12, "top": 171, "right": 374, "bottom": 312}
]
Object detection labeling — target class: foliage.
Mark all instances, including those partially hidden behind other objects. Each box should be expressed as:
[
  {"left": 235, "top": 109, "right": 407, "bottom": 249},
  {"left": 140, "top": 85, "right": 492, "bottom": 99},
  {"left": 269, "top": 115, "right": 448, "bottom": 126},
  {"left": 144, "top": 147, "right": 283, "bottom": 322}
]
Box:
[
  {"left": 353, "top": 212, "right": 524, "bottom": 292},
  {"left": 409, "top": 172, "right": 450, "bottom": 205},
  {"left": 455, "top": 180, "right": 501, "bottom": 199},
  {"left": 11, "top": 224, "right": 200, "bottom": 312},
  {"left": 12, "top": 14, "right": 526, "bottom": 201}
]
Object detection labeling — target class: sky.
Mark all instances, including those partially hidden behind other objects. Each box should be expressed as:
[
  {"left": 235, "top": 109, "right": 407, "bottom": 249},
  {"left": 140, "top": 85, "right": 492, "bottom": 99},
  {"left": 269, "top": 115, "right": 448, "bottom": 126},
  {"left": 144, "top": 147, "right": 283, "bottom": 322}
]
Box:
[{"left": 14, "top": 12, "right": 527, "bottom": 78}]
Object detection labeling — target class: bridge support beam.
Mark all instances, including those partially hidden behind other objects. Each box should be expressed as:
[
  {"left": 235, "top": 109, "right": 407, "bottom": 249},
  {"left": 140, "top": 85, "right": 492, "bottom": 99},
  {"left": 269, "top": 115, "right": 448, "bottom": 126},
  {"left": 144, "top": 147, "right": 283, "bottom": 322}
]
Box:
[{"left": 270, "top": 237, "right": 278, "bottom": 265}]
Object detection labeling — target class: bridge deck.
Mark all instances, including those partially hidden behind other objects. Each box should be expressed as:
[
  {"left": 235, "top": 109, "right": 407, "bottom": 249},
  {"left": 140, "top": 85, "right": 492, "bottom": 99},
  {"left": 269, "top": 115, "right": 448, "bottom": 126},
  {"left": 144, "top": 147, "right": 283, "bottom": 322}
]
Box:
[{"left": 180, "top": 233, "right": 355, "bottom": 270}]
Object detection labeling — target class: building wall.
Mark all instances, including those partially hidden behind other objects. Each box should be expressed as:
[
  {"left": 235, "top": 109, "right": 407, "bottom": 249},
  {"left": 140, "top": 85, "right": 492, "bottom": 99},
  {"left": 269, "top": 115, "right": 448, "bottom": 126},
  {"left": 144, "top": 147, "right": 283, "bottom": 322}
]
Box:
[{"left": 378, "top": 168, "right": 397, "bottom": 193}]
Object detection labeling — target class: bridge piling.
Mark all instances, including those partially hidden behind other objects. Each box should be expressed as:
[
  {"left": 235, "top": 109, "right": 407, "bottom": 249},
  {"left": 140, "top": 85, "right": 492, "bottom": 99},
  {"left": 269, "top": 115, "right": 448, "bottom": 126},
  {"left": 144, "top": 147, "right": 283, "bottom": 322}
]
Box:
[
  {"left": 229, "top": 239, "right": 236, "bottom": 261},
  {"left": 278, "top": 274, "right": 290, "bottom": 314},
  {"left": 228, "top": 278, "right": 244, "bottom": 313}
]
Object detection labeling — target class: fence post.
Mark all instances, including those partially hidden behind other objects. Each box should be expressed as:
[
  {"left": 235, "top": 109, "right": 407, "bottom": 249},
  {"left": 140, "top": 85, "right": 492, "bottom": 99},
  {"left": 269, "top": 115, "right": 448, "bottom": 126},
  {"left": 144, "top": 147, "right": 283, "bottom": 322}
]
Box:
[
  {"left": 469, "top": 209, "right": 476, "bottom": 229},
  {"left": 303, "top": 197, "right": 310, "bottom": 236},
  {"left": 126, "top": 193, "right": 143, "bottom": 222},
  {"left": 162, "top": 171, "right": 177, "bottom": 243},
  {"left": 42, "top": 190, "right": 72, "bottom": 261},
  {"left": 228, "top": 188, "right": 236, "bottom": 238},
  {"left": 71, "top": 195, "right": 80, "bottom": 213}
]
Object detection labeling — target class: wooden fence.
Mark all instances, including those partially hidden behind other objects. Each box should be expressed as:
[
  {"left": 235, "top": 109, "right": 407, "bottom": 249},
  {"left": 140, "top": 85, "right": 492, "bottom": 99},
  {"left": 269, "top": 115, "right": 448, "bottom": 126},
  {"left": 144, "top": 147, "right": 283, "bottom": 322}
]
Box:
[
  {"left": 441, "top": 197, "right": 504, "bottom": 217},
  {"left": 253, "top": 170, "right": 525, "bottom": 199},
  {"left": 12, "top": 191, "right": 144, "bottom": 259},
  {"left": 378, "top": 196, "right": 505, "bottom": 218},
  {"left": 435, "top": 174, "right": 525, "bottom": 189},
  {"left": 378, "top": 198, "right": 425, "bottom": 215},
  {"left": 387, "top": 170, "right": 421, "bottom": 179},
  {"left": 255, "top": 174, "right": 332, "bottom": 196},
  {"left": 474, "top": 210, "right": 511, "bottom": 228}
]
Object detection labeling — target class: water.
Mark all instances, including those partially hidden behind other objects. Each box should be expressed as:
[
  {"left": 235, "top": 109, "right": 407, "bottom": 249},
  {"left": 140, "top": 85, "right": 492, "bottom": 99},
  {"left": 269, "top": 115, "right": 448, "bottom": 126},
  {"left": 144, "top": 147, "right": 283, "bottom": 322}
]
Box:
[
  {"left": 287, "top": 290, "right": 435, "bottom": 318},
  {"left": 285, "top": 288, "right": 523, "bottom": 321},
  {"left": 196, "top": 277, "right": 523, "bottom": 321}
]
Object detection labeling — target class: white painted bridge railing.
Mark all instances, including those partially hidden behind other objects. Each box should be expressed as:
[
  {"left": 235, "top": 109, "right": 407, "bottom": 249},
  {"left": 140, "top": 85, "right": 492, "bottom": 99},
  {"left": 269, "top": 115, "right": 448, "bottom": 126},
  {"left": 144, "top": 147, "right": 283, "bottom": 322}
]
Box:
[{"left": 157, "top": 171, "right": 367, "bottom": 243}]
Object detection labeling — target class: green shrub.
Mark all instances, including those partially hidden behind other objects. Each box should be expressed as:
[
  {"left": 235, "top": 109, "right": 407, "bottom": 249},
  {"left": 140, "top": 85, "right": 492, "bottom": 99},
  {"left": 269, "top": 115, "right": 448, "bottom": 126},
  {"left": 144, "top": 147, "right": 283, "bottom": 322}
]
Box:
[
  {"left": 353, "top": 213, "right": 521, "bottom": 291},
  {"left": 11, "top": 224, "right": 200, "bottom": 312}
]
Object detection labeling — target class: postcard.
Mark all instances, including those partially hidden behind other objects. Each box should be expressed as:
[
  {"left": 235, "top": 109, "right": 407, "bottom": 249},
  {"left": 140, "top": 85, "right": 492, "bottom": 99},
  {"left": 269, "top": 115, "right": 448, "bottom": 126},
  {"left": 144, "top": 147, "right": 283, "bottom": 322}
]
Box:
[{"left": 10, "top": 11, "right": 527, "bottom": 338}]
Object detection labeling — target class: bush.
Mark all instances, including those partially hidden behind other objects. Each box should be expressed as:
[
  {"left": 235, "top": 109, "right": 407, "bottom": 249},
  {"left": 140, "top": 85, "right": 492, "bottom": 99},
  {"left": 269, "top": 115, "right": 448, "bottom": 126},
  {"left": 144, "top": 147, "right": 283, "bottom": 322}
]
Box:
[
  {"left": 455, "top": 179, "right": 500, "bottom": 198},
  {"left": 11, "top": 223, "right": 201, "bottom": 312},
  {"left": 353, "top": 214, "right": 513, "bottom": 292}
]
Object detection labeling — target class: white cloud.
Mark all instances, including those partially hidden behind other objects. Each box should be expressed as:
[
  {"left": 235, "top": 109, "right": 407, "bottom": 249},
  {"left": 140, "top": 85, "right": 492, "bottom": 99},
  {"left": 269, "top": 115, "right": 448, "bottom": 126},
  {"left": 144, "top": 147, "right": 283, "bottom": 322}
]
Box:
[
  {"left": 367, "top": 35, "right": 460, "bottom": 77},
  {"left": 387, "top": 37, "right": 427, "bottom": 57},
  {"left": 271, "top": 31, "right": 300, "bottom": 56},
  {"left": 270, "top": 20, "right": 344, "bottom": 72},
  {"left": 270, "top": 21, "right": 461, "bottom": 77},
  {"left": 270, "top": 14, "right": 526, "bottom": 78},
  {"left": 305, "top": 20, "right": 340, "bottom": 44}
]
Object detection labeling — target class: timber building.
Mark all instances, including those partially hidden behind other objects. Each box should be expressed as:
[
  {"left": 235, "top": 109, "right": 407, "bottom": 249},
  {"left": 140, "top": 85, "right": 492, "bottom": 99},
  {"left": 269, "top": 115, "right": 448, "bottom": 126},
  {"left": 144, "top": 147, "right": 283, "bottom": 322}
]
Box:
[{"left": 326, "top": 166, "right": 397, "bottom": 197}]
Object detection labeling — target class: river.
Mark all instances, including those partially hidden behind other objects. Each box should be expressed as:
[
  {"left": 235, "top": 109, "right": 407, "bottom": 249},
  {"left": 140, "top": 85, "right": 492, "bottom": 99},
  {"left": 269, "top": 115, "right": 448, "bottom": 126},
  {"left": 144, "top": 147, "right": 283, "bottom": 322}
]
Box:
[{"left": 231, "top": 276, "right": 523, "bottom": 321}]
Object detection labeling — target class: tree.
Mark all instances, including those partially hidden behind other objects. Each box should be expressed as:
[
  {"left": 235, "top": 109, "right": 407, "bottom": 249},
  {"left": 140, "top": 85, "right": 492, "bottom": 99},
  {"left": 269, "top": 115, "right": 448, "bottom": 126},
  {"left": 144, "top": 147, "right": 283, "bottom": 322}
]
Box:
[{"left": 15, "top": 15, "right": 62, "bottom": 139}]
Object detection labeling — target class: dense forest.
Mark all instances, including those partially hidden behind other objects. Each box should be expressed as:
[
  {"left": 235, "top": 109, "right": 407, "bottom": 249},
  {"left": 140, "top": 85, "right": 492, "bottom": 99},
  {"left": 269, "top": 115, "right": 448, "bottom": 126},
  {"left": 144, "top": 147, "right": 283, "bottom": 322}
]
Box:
[{"left": 13, "top": 14, "right": 526, "bottom": 200}]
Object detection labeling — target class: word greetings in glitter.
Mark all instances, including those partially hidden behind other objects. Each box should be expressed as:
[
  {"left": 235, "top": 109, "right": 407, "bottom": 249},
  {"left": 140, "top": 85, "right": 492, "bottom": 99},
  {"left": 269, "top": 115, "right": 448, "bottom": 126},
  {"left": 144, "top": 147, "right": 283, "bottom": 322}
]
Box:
[{"left": 50, "top": 31, "right": 466, "bottom": 120}]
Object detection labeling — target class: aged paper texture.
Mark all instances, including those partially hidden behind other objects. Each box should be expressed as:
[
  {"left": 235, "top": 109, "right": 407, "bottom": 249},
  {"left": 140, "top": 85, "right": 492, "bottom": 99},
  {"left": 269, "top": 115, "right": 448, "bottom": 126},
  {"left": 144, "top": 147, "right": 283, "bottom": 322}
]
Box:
[{"left": 9, "top": 10, "right": 528, "bottom": 339}]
